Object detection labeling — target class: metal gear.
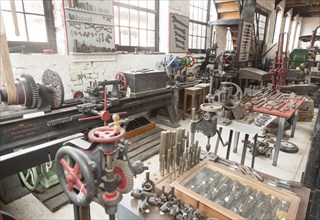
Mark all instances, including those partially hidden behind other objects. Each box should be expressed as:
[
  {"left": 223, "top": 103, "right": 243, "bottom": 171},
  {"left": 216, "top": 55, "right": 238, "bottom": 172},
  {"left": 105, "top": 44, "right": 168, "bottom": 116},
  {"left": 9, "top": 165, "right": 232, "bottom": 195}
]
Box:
[
  {"left": 102, "top": 191, "right": 123, "bottom": 207},
  {"left": 20, "top": 74, "right": 39, "bottom": 109},
  {"left": 42, "top": 69, "right": 64, "bottom": 109},
  {"left": 113, "top": 159, "right": 134, "bottom": 194},
  {"left": 200, "top": 103, "right": 223, "bottom": 112}
]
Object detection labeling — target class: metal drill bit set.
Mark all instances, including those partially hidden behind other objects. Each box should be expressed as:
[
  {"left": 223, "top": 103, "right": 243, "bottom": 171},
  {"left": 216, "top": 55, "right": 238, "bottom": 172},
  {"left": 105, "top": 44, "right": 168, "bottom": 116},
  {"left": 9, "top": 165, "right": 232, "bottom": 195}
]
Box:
[
  {"left": 159, "top": 128, "right": 201, "bottom": 181},
  {"left": 184, "top": 167, "right": 290, "bottom": 219}
]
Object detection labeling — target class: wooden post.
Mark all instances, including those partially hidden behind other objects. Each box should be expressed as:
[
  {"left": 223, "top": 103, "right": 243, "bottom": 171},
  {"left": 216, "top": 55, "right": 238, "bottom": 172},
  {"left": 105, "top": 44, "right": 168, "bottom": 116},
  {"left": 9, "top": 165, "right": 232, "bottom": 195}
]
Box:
[{"left": 0, "top": 7, "right": 17, "bottom": 104}]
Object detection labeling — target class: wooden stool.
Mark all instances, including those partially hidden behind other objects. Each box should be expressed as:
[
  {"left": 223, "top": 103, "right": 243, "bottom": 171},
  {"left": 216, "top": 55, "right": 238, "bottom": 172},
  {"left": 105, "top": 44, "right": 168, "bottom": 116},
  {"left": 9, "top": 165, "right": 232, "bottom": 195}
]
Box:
[
  {"left": 195, "top": 83, "right": 210, "bottom": 103},
  {"left": 183, "top": 87, "right": 203, "bottom": 120}
]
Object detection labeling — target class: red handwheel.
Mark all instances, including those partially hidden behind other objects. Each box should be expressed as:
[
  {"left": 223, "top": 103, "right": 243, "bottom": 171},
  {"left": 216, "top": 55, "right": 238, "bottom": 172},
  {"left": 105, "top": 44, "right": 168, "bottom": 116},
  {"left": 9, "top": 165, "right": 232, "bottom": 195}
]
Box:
[
  {"left": 115, "top": 73, "right": 127, "bottom": 90},
  {"left": 88, "top": 126, "right": 125, "bottom": 143},
  {"left": 55, "top": 146, "right": 95, "bottom": 207},
  {"left": 187, "top": 56, "right": 195, "bottom": 67}
]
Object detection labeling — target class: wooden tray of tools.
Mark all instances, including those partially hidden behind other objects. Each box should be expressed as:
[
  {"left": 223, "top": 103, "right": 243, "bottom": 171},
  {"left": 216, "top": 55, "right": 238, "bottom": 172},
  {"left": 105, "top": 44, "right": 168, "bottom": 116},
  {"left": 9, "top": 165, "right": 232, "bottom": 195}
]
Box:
[{"left": 171, "top": 161, "right": 300, "bottom": 220}]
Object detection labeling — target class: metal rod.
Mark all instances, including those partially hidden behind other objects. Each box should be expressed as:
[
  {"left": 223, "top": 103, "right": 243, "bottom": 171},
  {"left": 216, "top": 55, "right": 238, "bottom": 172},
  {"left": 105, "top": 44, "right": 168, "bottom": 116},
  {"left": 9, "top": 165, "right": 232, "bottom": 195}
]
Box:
[{"left": 251, "top": 134, "right": 258, "bottom": 168}]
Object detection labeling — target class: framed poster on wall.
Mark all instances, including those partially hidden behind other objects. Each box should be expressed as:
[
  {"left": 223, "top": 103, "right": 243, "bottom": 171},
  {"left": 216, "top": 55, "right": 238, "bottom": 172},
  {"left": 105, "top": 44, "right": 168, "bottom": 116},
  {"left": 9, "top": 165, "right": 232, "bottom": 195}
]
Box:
[
  {"left": 169, "top": 13, "right": 189, "bottom": 53},
  {"left": 238, "top": 20, "right": 253, "bottom": 62},
  {"left": 63, "top": 0, "right": 115, "bottom": 54}
]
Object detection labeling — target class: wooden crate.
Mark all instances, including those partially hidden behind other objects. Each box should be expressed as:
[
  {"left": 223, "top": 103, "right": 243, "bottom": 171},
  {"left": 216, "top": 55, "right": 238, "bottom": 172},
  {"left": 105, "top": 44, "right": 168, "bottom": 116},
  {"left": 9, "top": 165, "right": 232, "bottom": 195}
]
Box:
[{"left": 171, "top": 161, "right": 300, "bottom": 219}]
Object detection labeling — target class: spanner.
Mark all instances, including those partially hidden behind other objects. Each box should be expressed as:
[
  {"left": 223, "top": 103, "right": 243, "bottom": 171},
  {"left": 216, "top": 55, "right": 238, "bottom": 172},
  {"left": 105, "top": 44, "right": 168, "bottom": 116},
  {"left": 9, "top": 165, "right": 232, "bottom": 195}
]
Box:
[
  {"left": 172, "top": 15, "right": 188, "bottom": 28},
  {"left": 175, "top": 37, "right": 184, "bottom": 45},
  {"left": 174, "top": 31, "right": 185, "bottom": 40},
  {"left": 174, "top": 25, "right": 185, "bottom": 35}
]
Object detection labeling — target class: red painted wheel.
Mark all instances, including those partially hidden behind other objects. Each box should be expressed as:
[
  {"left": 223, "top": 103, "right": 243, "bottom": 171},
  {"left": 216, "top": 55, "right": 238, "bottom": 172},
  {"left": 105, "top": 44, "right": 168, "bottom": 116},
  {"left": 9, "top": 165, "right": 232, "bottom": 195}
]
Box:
[
  {"left": 187, "top": 56, "right": 195, "bottom": 67},
  {"left": 55, "top": 146, "right": 95, "bottom": 207},
  {"left": 115, "top": 73, "right": 127, "bottom": 90},
  {"left": 113, "top": 160, "right": 133, "bottom": 194},
  {"left": 88, "top": 126, "right": 125, "bottom": 143}
]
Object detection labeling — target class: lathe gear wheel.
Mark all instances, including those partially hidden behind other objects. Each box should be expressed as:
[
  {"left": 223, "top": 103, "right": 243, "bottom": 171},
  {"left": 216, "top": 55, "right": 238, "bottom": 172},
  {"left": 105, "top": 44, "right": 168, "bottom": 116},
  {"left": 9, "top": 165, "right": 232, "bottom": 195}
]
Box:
[
  {"left": 20, "top": 74, "right": 39, "bottom": 109},
  {"left": 113, "top": 160, "right": 133, "bottom": 194},
  {"left": 115, "top": 72, "right": 127, "bottom": 90},
  {"left": 102, "top": 191, "right": 123, "bottom": 207},
  {"left": 55, "top": 146, "right": 95, "bottom": 207},
  {"left": 42, "top": 69, "right": 64, "bottom": 109}
]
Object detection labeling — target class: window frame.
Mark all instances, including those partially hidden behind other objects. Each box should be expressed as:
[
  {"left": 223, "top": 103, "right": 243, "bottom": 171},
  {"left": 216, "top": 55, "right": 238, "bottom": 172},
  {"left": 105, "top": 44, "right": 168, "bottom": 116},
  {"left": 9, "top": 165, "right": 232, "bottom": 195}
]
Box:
[
  {"left": 1, "top": 0, "right": 56, "bottom": 53},
  {"left": 254, "top": 8, "right": 268, "bottom": 43},
  {"left": 188, "top": 0, "right": 211, "bottom": 54},
  {"left": 272, "top": 6, "right": 283, "bottom": 44},
  {"left": 113, "top": 0, "right": 159, "bottom": 52}
]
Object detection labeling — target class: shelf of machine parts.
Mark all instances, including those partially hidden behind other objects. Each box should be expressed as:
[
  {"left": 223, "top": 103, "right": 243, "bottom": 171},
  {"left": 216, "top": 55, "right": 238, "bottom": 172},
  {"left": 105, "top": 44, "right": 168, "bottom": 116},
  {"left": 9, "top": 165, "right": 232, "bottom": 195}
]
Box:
[{"left": 65, "top": 7, "right": 111, "bottom": 16}]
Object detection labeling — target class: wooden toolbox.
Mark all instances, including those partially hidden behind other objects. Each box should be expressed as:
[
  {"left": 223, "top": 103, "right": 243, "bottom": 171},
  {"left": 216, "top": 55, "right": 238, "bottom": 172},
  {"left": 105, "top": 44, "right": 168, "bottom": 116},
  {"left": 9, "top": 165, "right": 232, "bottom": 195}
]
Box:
[{"left": 171, "top": 161, "right": 300, "bottom": 220}]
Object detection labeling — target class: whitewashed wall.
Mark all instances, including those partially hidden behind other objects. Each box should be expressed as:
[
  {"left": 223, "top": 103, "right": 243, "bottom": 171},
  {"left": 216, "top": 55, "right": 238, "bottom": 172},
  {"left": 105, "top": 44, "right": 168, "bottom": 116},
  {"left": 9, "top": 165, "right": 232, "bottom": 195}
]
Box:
[
  {"left": 299, "top": 17, "right": 320, "bottom": 49},
  {"left": 10, "top": 54, "right": 164, "bottom": 99}
]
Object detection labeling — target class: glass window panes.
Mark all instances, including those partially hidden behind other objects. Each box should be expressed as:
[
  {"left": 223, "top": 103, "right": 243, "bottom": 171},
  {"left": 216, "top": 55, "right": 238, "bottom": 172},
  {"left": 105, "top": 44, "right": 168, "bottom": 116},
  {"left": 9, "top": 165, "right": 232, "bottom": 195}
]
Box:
[
  {"left": 1, "top": 11, "right": 27, "bottom": 41},
  {"left": 114, "top": 6, "right": 119, "bottom": 25},
  {"left": 189, "top": 0, "right": 210, "bottom": 51},
  {"left": 24, "top": 1, "right": 44, "bottom": 14},
  {"left": 26, "top": 15, "right": 47, "bottom": 42},
  {"left": 113, "top": 0, "right": 157, "bottom": 49},
  {"left": 130, "top": 9, "right": 139, "bottom": 28},
  {"left": 119, "top": 7, "right": 129, "bottom": 26}
]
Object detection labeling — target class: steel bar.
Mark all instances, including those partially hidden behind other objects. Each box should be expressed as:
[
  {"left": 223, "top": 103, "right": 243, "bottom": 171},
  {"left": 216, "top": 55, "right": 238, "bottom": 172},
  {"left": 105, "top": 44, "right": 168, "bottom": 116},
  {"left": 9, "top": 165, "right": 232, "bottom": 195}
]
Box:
[
  {"left": 251, "top": 134, "right": 258, "bottom": 168},
  {"left": 241, "top": 134, "right": 249, "bottom": 165},
  {"left": 273, "top": 117, "right": 286, "bottom": 166}
]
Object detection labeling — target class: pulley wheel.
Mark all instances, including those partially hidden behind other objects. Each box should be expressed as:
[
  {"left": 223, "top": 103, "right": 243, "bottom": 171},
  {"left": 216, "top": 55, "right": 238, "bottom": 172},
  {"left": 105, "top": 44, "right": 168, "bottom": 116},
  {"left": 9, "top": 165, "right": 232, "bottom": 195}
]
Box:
[
  {"left": 280, "top": 141, "right": 299, "bottom": 153},
  {"left": 19, "top": 167, "right": 40, "bottom": 191},
  {"left": 55, "top": 146, "right": 95, "bottom": 207},
  {"left": 88, "top": 126, "right": 125, "bottom": 143},
  {"left": 220, "top": 82, "right": 243, "bottom": 109},
  {"left": 42, "top": 69, "right": 64, "bottom": 109},
  {"left": 113, "top": 160, "right": 133, "bottom": 194},
  {"left": 200, "top": 103, "right": 223, "bottom": 112},
  {"left": 115, "top": 72, "right": 127, "bottom": 90}
]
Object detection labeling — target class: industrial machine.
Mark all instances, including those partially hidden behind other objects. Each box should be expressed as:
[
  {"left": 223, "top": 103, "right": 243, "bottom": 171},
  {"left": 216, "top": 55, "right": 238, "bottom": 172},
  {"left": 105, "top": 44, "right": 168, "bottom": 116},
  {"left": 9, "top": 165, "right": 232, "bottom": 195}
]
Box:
[
  {"left": 55, "top": 87, "right": 147, "bottom": 219},
  {"left": 270, "top": 32, "right": 289, "bottom": 91},
  {"left": 0, "top": 69, "right": 177, "bottom": 206}
]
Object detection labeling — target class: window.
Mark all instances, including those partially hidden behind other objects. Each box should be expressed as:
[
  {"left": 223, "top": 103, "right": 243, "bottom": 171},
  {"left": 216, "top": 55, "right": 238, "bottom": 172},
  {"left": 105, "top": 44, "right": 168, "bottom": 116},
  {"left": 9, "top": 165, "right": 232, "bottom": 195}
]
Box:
[
  {"left": 254, "top": 9, "right": 268, "bottom": 42},
  {"left": 272, "top": 6, "right": 283, "bottom": 44},
  {"left": 0, "top": 0, "right": 56, "bottom": 53},
  {"left": 189, "top": 0, "right": 210, "bottom": 53},
  {"left": 113, "top": 0, "right": 159, "bottom": 52},
  {"left": 288, "top": 17, "right": 297, "bottom": 52},
  {"left": 293, "top": 21, "right": 301, "bottom": 49}
]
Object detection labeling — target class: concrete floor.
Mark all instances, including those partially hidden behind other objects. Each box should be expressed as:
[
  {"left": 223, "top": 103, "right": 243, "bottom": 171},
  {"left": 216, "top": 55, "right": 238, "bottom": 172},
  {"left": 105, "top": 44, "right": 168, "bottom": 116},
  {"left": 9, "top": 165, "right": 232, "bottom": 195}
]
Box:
[{"left": 0, "top": 109, "right": 317, "bottom": 219}]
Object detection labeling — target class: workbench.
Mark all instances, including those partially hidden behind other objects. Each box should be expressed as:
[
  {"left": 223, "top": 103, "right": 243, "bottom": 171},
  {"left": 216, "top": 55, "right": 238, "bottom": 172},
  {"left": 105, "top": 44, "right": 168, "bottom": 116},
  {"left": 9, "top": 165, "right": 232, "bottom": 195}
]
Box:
[
  {"left": 214, "top": 114, "right": 276, "bottom": 168},
  {"left": 246, "top": 94, "right": 305, "bottom": 166}
]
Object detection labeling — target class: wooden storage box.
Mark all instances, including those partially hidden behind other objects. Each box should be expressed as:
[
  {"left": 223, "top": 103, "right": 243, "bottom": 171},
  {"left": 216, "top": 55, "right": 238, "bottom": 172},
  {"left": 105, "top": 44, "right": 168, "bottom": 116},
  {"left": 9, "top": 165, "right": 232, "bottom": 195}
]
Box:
[{"left": 171, "top": 161, "right": 300, "bottom": 220}]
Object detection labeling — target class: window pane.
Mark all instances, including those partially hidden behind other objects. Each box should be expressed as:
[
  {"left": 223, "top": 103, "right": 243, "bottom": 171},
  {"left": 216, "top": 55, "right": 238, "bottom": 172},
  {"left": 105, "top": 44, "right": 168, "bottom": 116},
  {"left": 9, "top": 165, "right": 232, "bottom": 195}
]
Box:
[
  {"left": 24, "top": 1, "right": 44, "bottom": 14},
  {"left": 119, "top": 7, "right": 129, "bottom": 26},
  {"left": 189, "top": 36, "right": 192, "bottom": 48},
  {"left": 203, "top": 10, "right": 207, "bottom": 22},
  {"left": 148, "top": 13, "right": 155, "bottom": 30},
  {"left": 194, "top": 7, "right": 198, "bottom": 21},
  {"left": 139, "top": 11, "right": 147, "bottom": 29},
  {"left": 189, "top": 22, "right": 193, "bottom": 35},
  {"left": 139, "top": 29, "right": 147, "bottom": 46},
  {"left": 130, "top": 28, "right": 138, "bottom": 46},
  {"left": 260, "top": 15, "right": 266, "bottom": 22},
  {"left": 26, "top": 15, "right": 47, "bottom": 42},
  {"left": 201, "top": 25, "right": 206, "bottom": 37},
  {"left": 130, "top": 9, "right": 139, "bottom": 28},
  {"left": 190, "top": 6, "right": 194, "bottom": 20},
  {"left": 120, "top": 27, "right": 129, "bottom": 45},
  {"left": 193, "top": 23, "right": 197, "bottom": 36},
  {"left": 119, "top": 0, "right": 128, "bottom": 4},
  {"left": 0, "top": 1, "right": 23, "bottom": 12},
  {"left": 147, "top": 30, "right": 155, "bottom": 47},
  {"left": 147, "top": 1, "right": 155, "bottom": 10},
  {"left": 114, "top": 6, "right": 119, "bottom": 25},
  {"left": 197, "top": 36, "right": 201, "bottom": 48},
  {"left": 115, "top": 26, "right": 120, "bottom": 44},
  {"left": 2, "top": 11, "right": 27, "bottom": 41},
  {"left": 201, "top": 37, "right": 205, "bottom": 49},
  {"left": 192, "top": 36, "right": 197, "bottom": 48},
  {"left": 130, "top": 0, "right": 139, "bottom": 7},
  {"left": 139, "top": 0, "right": 147, "bottom": 9}
]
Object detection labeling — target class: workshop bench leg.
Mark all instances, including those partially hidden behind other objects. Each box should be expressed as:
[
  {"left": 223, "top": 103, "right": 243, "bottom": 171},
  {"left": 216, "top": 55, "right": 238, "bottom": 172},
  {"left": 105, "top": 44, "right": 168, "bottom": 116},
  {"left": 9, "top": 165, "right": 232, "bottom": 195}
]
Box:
[
  {"left": 273, "top": 117, "right": 286, "bottom": 166},
  {"left": 291, "top": 110, "right": 298, "bottom": 138},
  {"left": 251, "top": 134, "right": 258, "bottom": 168},
  {"left": 241, "top": 134, "right": 249, "bottom": 165},
  {"left": 233, "top": 131, "right": 240, "bottom": 153},
  {"left": 226, "top": 130, "right": 233, "bottom": 160}
]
